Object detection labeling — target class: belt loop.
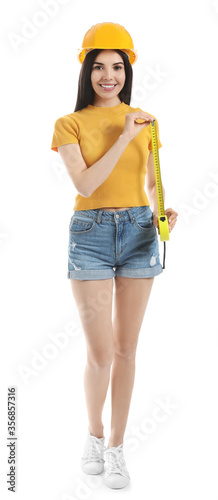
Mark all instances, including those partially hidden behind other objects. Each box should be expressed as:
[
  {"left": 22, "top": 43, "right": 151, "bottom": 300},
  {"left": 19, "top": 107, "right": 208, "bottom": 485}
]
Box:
[
  {"left": 127, "top": 208, "right": 134, "bottom": 222},
  {"left": 97, "top": 210, "right": 103, "bottom": 224}
]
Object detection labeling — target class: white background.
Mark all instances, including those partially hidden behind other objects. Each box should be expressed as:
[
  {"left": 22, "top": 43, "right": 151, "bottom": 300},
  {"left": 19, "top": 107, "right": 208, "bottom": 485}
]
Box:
[{"left": 1, "top": 0, "right": 218, "bottom": 498}]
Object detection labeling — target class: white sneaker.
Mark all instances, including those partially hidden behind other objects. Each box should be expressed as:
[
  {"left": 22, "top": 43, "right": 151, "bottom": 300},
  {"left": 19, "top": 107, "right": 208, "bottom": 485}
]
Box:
[
  {"left": 104, "top": 443, "right": 130, "bottom": 489},
  {"left": 81, "top": 428, "right": 106, "bottom": 474}
]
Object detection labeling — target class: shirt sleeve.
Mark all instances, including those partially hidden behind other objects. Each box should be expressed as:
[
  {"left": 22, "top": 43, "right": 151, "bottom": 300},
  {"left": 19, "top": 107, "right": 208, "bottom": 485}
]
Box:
[
  {"left": 51, "top": 115, "right": 79, "bottom": 152},
  {"left": 148, "top": 117, "right": 162, "bottom": 150}
]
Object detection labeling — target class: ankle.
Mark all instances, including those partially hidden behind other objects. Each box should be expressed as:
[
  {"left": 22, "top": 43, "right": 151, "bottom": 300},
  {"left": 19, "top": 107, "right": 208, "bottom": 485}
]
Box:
[
  {"left": 89, "top": 426, "right": 105, "bottom": 439},
  {"left": 107, "top": 440, "right": 123, "bottom": 449},
  {"left": 108, "top": 431, "right": 124, "bottom": 448}
]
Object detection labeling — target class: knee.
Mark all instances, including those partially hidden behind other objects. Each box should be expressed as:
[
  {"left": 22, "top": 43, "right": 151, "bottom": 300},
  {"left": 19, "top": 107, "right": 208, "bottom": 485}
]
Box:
[
  {"left": 114, "top": 344, "right": 137, "bottom": 360},
  {"left": 87, "top": 350, "right": 113, "bottom": 369}
]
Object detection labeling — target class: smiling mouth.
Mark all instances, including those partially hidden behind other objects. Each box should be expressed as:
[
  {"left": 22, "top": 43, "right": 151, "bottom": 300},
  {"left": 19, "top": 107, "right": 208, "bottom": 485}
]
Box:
[{"left": 99, "top": 84, "right": 117, "bottom": 87}]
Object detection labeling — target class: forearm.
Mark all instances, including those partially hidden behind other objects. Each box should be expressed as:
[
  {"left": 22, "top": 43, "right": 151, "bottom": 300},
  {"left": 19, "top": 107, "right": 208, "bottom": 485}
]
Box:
[
  {"left": 79, "top": 133, "right": 130, "bottom": 197},
  {"left": 147, "top": 185, "right": 165, "bottom": 215}
]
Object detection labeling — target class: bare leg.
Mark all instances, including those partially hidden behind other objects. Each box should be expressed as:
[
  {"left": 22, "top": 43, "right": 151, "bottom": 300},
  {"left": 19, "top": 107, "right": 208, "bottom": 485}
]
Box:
[
  {"left": 83, "top": 363, "right": 110, "bottom": 438},
  {"left": 70, "top": 278, "right": 114, "bottom": 439},
  {"left": 108, "top": 276, "right": 154, "bottom": 448}
]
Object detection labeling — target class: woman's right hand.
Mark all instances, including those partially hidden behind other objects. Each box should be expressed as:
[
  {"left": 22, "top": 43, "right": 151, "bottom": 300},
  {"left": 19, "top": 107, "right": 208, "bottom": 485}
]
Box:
[{"left": 122, "top": 111, "right": 155, "bottom": 141}]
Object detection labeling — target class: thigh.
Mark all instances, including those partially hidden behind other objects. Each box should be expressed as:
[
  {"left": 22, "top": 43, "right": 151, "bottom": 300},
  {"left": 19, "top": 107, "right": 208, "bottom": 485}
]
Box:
[
  {"left": 70, "top": 278, "right": 114, "bottom": 365},
  {"left": 112, "top": 276, "right": 154, "bottom": 357}
]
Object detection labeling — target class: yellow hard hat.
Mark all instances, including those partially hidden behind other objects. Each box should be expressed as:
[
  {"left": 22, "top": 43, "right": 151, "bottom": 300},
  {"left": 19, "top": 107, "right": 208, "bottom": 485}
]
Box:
[{"left": 77, "top": 22, "right": 138, "bottom": 65}]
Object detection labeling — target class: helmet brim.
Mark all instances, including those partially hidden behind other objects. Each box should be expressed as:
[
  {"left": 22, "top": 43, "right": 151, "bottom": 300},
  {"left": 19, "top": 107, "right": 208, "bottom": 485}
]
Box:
[{"left": 77, "top": 48, "right": 138, "bottom": 65}]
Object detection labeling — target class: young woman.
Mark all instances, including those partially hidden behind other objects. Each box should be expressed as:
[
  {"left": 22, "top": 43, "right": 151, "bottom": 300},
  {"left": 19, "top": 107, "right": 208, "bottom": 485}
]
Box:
[{"left": 51, "top": 22, "right": 178, "bottom": 489}]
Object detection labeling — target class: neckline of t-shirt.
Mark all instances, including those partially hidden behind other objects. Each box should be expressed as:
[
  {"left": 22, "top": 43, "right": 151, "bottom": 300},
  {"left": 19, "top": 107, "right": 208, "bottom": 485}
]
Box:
[{"left": 86, "top": 102, "right": 128, "bottom": 114}]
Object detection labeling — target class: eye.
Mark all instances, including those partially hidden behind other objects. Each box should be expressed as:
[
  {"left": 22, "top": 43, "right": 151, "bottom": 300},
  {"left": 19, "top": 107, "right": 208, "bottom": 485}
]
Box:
[{"left": 93, "top": 65, "right": 123, "bottom": 70}]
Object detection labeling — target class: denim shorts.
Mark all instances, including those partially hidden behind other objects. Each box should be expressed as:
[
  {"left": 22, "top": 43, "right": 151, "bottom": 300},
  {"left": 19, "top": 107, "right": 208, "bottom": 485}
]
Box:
[{"left": 67, "top": 206, "right": 163, "bottom": 280}]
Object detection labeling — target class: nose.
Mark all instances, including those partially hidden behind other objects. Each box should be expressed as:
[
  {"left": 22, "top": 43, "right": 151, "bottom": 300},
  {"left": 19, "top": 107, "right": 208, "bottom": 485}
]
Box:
[{"left": 101, "top": 69, "right": 115, "bottom": 80}]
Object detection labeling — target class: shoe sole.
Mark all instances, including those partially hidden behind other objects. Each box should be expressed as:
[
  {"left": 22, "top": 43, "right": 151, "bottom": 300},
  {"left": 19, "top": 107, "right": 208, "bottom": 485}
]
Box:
[
  {"left": 81, "top": 462, "right": 104, "bottom": 474},
  {"left": 105, "top": 474, "right": 130, "bottom": 489}
]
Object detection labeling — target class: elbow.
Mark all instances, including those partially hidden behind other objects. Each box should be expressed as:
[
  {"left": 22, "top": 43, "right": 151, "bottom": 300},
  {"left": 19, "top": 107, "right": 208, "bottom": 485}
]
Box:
[
  {"left": 83, "top": 191, "right": 91, "bottom": 198},
  {"left": 76, "top": 175, "right": 92, "bottom": 198},
  {"left": 76, "top": 188, "right": 90, "bottom": 198},
  {"left": 78, "top": 182, "right": 93, "bottom": 198},
  {"left": 147, "top": 183, "right": 165, "bottom": 193},
  {"left": 73, "top": 176, "right": 91, "bottom": 198},
  {"left": 147, "top": 184, "right": 156, "bottom": 192},
  {"left": 76, "top": 184, "right": 91, "bottom": 198}
]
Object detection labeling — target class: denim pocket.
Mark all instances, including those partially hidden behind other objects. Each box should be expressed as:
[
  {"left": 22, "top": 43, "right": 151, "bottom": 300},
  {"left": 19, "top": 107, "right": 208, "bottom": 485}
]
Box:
[
  {"left": 133, "top": 209, "right": 155, "bottom": 231},
  {"left": 69, "top": 217, "right": 96, "bottom": 234}
]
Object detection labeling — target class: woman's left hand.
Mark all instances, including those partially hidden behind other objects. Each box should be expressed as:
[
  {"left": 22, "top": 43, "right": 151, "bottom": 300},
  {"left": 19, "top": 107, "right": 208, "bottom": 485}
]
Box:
[{"left": 153, "top": 208, "right": 178, "bottom": 232}]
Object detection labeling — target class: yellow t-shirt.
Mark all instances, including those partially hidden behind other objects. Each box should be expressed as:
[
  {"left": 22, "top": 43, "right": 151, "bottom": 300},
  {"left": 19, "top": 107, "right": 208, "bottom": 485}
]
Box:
[{"left": 51, "top": 102, "right": 162, "bottom": 211}]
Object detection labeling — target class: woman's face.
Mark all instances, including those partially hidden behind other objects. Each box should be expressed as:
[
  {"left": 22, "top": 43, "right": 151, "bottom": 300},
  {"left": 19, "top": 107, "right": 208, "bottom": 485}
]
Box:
[{"left": 90, "top": 50, "right": 126, "bottom": 106}]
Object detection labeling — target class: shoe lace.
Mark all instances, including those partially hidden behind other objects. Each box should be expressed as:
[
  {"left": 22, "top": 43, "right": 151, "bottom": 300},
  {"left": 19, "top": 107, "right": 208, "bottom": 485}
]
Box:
[
  {"left": 106, "top": 444, "right": 129, "bottom": 476},
  {"left": 82, "top": 436, "right": 106, "bottom": 464}
]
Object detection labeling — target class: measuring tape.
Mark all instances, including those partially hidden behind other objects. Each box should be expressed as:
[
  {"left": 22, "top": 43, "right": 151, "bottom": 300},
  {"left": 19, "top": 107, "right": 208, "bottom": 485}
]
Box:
[{"left": 150, "top": 119, "right": 169, "bottom": 269}]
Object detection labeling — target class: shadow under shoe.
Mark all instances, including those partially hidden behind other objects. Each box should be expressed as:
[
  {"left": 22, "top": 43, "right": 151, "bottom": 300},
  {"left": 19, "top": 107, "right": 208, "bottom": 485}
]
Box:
[{"left": 81, "top": 428, "right": 106, "bottom": 474}]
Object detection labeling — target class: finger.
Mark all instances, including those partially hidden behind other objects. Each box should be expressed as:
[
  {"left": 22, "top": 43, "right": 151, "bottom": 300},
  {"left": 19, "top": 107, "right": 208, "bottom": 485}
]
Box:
[
  {"left": 169, "top": 219, "right": 177, "bottom": 231},
  {"left": 135, "top": 117, "right": 154, "bottom": 124},
  {"left": 165, "top": 210, "right": 178, "bottom": 223},
  {"left": 166, "top": 209, "right": 178, "bottom": 217},
  {"left": 135, "top": 119, "right": 152, "bottom": 124}
]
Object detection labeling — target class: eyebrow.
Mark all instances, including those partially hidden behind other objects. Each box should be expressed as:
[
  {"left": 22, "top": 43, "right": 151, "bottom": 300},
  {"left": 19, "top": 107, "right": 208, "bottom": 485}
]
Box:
[{"left": 92, "top": 62, "right": 124, "bottom": 65}]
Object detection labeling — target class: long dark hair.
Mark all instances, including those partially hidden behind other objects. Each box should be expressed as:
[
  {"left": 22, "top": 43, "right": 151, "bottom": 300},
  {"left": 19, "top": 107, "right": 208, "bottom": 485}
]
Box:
[{"left": 74, "top": 49, "right": 133, "bottom": 112}]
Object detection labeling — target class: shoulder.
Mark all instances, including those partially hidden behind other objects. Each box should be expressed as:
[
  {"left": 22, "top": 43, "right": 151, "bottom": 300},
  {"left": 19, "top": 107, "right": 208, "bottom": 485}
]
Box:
[
  {"left": 53, "top": 112, "right": 81, "bottom": 130},
  {"left": 125, "top": 105, "right": 157, "bottom": 118},
  {"left": 124, "top": 104, "right": 141, "bottom": 113},
  {"left": 135, "top": 106, "right": 157, "bottom": 117}
]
